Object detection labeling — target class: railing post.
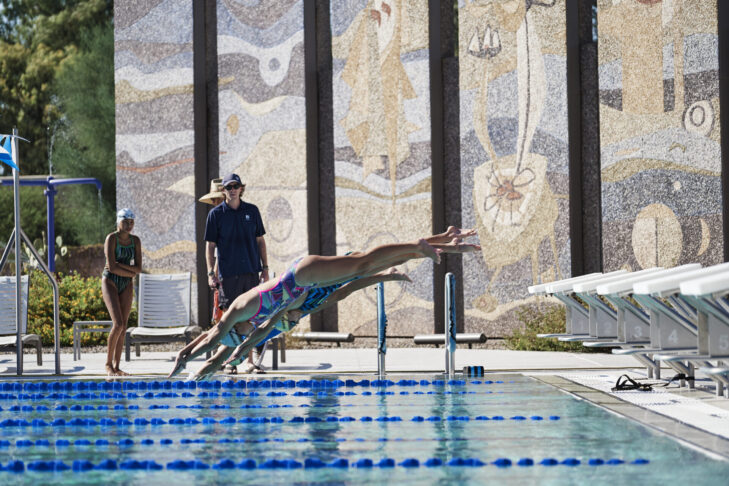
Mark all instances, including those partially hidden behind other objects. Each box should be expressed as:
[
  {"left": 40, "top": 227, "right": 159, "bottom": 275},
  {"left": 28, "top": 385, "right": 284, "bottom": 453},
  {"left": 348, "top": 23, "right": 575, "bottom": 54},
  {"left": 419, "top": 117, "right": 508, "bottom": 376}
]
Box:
[
  {"left": 445, "top": 272, "right": 456, "bottom": 376},
  {"left": 377, "top": 282, "right": 387, "bottom": 377},
  {"left": 12, "top": 129, "right": 22, "bottom": 375}
]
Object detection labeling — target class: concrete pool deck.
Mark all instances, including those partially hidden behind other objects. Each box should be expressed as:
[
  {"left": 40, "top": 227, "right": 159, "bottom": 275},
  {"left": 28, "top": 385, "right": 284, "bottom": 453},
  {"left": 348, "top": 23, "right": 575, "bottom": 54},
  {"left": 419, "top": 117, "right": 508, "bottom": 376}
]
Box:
[
  {"left": 2, "top": 348, "right": 729, "bottom": 460},
  {"left": 0, "top": 347, "right": 666, "bottom": 377}
]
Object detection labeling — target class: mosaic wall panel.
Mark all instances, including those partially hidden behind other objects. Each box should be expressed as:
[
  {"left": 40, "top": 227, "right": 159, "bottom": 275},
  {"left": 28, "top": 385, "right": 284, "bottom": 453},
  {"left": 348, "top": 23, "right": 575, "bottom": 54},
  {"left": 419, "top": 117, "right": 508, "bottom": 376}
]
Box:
[
  {"left": 114, "top": 1, "right": 198, "bottom": 319},
  {"left": 598, "top": 0, "right": 723, "bottom": 271},
  {"left": 216, "top": 1, "right": 308, "bottom": 283},
  {"left": 331, "top": 0, "right": 433, "bottom": 335},
  {"left": 459, "top": 0, "right": 571, "bottom": 333}
]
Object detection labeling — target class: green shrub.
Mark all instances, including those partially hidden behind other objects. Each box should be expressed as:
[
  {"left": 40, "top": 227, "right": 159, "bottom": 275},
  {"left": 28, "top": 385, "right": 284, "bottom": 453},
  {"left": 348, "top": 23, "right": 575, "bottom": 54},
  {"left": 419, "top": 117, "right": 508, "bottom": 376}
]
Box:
[
  {"left": 26, "top": 270, "right": 137, "bottom": 347},
  {"left": 505, "top": 304, "right": 609, "bottom": 353}
]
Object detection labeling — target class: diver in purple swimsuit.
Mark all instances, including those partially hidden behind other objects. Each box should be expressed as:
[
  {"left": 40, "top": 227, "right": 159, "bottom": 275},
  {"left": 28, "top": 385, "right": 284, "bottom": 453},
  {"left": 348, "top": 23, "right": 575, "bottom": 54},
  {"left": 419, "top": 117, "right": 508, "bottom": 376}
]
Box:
[
  {"left": 174, "top": 268, "right": 412, "bottom": 380},
  {"left": 169, "top": 227, "right": 480, "bottom": 379}
]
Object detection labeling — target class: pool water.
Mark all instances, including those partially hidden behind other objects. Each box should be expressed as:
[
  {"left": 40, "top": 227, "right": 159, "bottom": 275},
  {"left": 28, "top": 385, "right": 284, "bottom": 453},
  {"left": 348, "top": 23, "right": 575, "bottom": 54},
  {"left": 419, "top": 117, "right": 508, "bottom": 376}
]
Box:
[{"left": 0, "top": 373, "right": 727, "bottom": 485}]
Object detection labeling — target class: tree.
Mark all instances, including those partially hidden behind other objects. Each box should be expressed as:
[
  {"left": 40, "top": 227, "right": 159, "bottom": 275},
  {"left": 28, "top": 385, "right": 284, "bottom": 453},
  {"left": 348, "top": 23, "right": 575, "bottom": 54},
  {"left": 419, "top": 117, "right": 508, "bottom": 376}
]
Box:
[
  {"left": 0, "top": 0, "right": 112, "bottom": 176},
  {"left": 52, "top": 22, "right": 116, "bottom": 245},
  {"left": 0, "top": 0, "right": 114, "bottom": 247}
]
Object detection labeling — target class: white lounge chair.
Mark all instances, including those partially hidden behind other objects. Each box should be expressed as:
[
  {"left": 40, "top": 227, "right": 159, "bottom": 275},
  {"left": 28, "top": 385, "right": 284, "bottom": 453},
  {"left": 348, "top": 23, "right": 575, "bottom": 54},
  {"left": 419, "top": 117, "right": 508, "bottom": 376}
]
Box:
[
  {"left": 0, "top": 276, "right": 42, "bottom": 367},
  {"left": 125, "top": 273, "right": 201, "bottom": 361}
]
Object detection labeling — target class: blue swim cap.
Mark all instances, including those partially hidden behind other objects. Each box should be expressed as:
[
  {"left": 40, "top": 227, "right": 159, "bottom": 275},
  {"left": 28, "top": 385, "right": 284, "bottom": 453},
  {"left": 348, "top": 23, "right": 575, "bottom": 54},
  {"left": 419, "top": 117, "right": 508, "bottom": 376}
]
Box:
[{"left": 116, "top": 208, "right": 135, "bottom": 224}]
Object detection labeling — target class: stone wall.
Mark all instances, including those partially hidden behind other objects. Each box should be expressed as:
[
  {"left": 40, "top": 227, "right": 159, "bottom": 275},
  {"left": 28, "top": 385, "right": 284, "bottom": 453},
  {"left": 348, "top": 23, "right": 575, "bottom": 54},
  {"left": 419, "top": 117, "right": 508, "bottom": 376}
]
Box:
[
  {"left": 114, "top": 0, "right": 198, "bottom": 319},
  {"left": 331, "top": 0, "right": 434, "bottom": 335},
  {"left": 598, "top": 0, "right": 722, "bottom": 271},
  {"left": 216, "top": 0, "right": 309, "bottom": 277},
  {"left": 458, "top": 0, "right": 571, "bottom": 334},
  {"left": 113, "top": 0, "right": 727, "bottom": 333}
]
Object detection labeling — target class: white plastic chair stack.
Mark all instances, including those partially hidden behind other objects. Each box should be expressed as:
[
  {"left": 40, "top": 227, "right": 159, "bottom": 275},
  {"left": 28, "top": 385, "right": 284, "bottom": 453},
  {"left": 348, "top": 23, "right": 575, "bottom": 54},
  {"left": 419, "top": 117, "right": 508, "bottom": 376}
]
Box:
[
  {"left": 0, "top": 276, "right": 42, "bottom": 367},
  {"left": 125, "top": 273, "right": 200, "bottom": 361}
]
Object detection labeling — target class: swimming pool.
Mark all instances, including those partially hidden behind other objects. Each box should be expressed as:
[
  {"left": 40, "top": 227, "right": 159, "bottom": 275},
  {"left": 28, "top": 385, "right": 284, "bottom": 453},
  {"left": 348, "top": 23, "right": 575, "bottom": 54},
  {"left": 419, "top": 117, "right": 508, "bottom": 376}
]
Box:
[{"left": 0, "top": 373, "right": 726, "bottom": 485}]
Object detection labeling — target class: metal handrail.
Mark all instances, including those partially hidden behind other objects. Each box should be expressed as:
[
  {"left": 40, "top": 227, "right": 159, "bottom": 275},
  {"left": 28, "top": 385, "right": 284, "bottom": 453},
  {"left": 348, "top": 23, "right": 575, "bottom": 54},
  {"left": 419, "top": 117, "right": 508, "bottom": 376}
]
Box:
[{"left": 0, "top": 130, "right": 61, "bottom": 375}]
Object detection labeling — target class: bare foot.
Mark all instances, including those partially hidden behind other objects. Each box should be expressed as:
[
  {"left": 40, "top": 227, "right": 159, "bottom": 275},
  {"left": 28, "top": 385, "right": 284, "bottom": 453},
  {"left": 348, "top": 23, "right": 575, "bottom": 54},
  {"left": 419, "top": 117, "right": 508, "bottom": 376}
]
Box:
[
  {"left": 417, "top": 238, "right": 441, "bottom": 264},
  {"left": 429, "top": 226, "right": 478, "bottom": 244},
  {"left": 441, "top": 237, "right": 481, "bottom": 253},
  {"left": 115, "top": 369, "right": 131, "bottom": 377},
  {"left": 446, "top": 226, "right": 477, "bottom": 239},
  {"left": 105, "top": 364, "right": 116, "bottom": 377}
]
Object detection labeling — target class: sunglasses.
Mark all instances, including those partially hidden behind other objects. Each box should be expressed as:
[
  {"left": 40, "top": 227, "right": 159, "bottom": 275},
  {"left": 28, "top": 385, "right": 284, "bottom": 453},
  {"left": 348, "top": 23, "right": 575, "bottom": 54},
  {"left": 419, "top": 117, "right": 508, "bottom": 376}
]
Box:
[{"left": 224, "top": 184, "right": 242, "bottom": 190}]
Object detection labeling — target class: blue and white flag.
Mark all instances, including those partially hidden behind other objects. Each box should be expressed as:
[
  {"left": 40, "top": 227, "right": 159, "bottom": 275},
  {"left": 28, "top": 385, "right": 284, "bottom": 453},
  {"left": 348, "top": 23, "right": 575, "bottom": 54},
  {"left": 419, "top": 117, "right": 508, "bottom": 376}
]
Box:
[{"left": 0, "top": 136, "right": 19, "bottom": 171}]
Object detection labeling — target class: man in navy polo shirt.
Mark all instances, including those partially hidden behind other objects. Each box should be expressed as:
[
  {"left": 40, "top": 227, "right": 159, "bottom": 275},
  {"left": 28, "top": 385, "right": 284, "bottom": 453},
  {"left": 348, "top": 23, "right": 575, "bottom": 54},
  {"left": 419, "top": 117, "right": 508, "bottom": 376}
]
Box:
[{"left": 204, "top": 172, "right": 269, "bottom": 323}]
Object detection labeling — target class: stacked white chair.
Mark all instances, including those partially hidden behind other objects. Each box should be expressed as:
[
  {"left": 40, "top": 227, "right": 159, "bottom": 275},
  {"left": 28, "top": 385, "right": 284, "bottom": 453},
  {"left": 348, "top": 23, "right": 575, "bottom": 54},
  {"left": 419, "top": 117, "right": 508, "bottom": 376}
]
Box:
[
  {"left": 0, "top": 275, "right": 42, "bottom": 367},
  {"left": 125, "top": 273, "right": 201, "bottom": 361}
]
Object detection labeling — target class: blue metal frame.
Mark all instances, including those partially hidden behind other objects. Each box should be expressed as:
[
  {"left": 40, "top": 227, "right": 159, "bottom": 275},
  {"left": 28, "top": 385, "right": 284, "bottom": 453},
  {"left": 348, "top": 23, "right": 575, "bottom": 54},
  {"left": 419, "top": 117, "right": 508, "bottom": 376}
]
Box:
[{"left": 0, "top": 176, "right": 102, "bottom": 271}]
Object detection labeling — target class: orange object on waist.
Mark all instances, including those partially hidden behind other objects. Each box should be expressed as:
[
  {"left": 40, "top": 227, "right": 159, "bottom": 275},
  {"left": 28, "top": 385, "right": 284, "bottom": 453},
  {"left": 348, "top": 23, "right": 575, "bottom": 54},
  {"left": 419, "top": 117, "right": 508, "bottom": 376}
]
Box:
[{"left": 213, "top": 289, "right": 223, "bottom": 322}]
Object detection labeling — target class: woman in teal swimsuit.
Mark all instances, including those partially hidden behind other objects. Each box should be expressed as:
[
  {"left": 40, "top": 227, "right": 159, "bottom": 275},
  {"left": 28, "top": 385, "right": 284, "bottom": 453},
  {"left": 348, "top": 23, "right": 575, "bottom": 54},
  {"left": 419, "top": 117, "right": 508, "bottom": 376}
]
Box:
[{"left": 102, "top": 209, "right": 143, "bottom": 376}]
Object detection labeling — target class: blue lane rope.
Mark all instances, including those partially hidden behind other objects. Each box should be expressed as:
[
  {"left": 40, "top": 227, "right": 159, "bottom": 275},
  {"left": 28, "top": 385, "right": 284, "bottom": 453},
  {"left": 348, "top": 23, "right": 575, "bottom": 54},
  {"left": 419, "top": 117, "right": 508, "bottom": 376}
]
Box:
[
  {"left": 0, "top": 379, "right": 517, "bottom": 399},
  {"left": 0, "top": 389, "right": 506, "bottom": 402},
  {"left": 0, "top": 413, "right": 560, "bottom": 428},
  {"left": 0, "top": 391, "right": 530, "bottom": 412},
  {"left": 0, "top": 378, "right": 517, "bottom": 391},
  {"left": 0, "top": 456, "right": 650, "bottom": 473},
  {"left": 2, "top": 433, "right": 578, "bottom": 450}
]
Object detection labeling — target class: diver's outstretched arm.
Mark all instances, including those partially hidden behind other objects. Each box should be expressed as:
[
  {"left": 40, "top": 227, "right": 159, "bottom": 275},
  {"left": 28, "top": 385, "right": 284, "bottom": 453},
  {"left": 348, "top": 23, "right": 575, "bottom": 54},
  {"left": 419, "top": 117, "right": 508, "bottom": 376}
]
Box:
[
  {"left": 213, "top": 305, "right": 293, "bottom": 377},
  {"left": 170, "top": 287, "right": 260, "bottom": 377},
  {"left": 192, "top": 345, "right": 234, "bottom": 381}
]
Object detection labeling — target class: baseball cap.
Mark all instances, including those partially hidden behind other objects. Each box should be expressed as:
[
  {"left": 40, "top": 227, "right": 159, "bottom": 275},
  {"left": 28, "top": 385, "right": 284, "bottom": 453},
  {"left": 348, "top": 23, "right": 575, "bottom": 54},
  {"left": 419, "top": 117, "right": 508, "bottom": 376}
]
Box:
[{"left": 222, "top": 173, "right": 243, "bottom": 187}]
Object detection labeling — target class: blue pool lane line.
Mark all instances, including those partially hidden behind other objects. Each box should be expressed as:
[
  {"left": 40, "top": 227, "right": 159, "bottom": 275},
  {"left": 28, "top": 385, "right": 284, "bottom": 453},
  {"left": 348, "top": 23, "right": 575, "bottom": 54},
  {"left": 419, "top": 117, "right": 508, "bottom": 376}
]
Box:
[
  {"left": 0, "top": 389, "right": 516, "bottom": 409},
  {"left": 0, "top": 389, "right": 516, "bottom": 402},
  {"left": 0, "top": 378, "right": 513, "bottom": 393},
  {"left": 0, "top": 457, "right": 650, "bottom": 473},
  {"left": 0, "top": 414, "right": 561, "bottom": 428},
  {"left": 2, "top": 434, "right": 573, "bottom": 449}
]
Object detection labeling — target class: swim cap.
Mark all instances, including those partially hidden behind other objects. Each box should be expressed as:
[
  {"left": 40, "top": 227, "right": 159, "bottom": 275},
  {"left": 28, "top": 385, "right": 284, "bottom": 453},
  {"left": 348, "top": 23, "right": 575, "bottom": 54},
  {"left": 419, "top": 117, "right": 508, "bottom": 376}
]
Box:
[{"left": 116, "top": 208, "right": 135, "bottom": 224}]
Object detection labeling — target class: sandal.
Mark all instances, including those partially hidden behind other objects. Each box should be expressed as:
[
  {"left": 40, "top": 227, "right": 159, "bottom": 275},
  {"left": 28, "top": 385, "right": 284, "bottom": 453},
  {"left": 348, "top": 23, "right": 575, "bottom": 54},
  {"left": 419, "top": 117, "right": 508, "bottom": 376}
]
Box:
[{"left": 244, "top": 363, "right": 265, "bottom": 374}]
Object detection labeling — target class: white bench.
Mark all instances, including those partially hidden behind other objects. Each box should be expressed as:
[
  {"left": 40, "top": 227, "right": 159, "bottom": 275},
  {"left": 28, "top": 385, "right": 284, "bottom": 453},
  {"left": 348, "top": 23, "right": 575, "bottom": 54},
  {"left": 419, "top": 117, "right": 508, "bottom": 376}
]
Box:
[
  {"left": 546, "top": 270, "right": 627, "bottom": 341},
  {"left": 572, "top": 268, "right": 662, "bottom": 342},
  {"left": 584, "top": 265, "right": 701, "bottom": 378},
  {"left": 678, "top": 270, "right": 729, "bottom": 397},
  {"left": 529, "top": 272, "right": 621, "bottom": 339},
  {"left": 625, "top": 263, "right": 729, "bottom": 392}
]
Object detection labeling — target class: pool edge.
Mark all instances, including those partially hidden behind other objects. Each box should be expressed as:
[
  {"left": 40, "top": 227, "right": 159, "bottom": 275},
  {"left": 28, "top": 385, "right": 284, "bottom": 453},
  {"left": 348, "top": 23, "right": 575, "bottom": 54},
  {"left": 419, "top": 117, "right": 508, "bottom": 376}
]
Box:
[{"left": 530, "top": 374, "right": 729, "bottom": 461}]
